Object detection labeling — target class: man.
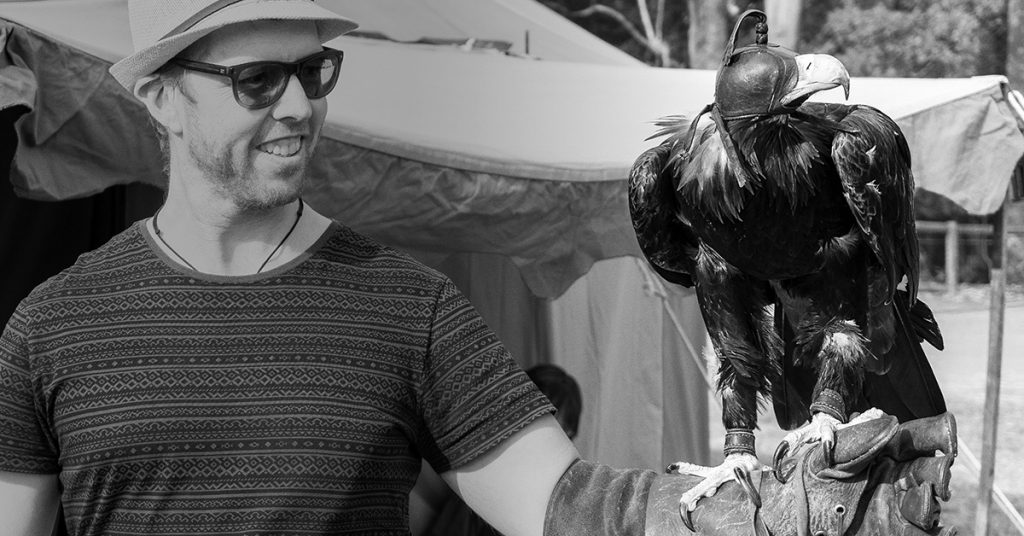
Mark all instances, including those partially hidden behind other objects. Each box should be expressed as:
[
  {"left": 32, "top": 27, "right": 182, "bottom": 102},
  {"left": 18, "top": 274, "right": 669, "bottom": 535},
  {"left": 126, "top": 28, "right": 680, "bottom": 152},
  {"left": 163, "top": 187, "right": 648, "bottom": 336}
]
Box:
[{"left": 0, "top": 1, "right": 575, "bottom": 534}]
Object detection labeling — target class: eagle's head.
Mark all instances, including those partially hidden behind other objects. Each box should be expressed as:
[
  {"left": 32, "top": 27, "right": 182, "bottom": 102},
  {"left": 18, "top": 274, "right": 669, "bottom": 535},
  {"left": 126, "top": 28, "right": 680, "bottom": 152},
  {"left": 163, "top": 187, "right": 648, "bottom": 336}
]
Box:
[{"left": 714, "top": 10, "right": 850, "bottom": 119}]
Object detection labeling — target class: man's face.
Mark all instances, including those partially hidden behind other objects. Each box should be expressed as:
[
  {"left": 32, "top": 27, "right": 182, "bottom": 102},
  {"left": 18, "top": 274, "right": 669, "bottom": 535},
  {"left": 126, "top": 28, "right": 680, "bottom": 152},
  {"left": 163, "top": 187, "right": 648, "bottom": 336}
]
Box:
[{"left": 172, "top": 20, "right": 329, "bottom": 211}]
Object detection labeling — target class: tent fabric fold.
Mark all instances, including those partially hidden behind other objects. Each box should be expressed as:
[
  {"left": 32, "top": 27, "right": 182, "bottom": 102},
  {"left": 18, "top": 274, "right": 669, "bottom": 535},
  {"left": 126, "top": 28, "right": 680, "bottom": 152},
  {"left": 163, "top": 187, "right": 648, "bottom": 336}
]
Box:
[
  {"left": 899, "top": 85, "right": 1024, "bottom": 216},
  {"left": 0, "top": 28, "right": 35, "bottom": 116},
  {"left": 307, "top": 136, "right": 638, "bottom": 298},
  {"left": 1, "top": 21, "right": 165, "bottom": 200}
]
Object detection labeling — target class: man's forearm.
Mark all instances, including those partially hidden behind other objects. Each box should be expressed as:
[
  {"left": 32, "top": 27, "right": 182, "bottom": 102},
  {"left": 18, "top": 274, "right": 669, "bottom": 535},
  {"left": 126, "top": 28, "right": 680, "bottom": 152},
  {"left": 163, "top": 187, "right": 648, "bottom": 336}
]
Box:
[{"left": 0, "top": 471, "right": 61, "bottom": 536}]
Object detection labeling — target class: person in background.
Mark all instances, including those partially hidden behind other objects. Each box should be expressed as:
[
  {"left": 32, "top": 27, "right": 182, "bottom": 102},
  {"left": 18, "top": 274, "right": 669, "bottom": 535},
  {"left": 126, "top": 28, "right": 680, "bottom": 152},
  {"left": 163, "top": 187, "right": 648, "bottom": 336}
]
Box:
[{"left": 526, "top": 364, "right": 582, "bottom": 441}]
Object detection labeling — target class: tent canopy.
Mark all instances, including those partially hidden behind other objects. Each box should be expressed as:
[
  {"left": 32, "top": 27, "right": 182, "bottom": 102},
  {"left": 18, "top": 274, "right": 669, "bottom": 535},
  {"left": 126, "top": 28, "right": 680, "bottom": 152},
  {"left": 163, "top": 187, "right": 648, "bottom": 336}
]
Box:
[
  {"left": 2, "top": 0, "right": 1023, "bottom": 297},
  {"left": 317, "top": 0, "right": 641, "bottom": 65}
]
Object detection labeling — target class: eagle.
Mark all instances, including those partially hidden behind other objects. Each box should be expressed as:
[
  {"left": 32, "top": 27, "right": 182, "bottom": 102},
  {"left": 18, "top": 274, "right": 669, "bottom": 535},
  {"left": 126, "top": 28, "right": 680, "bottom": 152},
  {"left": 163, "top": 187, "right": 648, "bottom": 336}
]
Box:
[{"left": 628, "top": 10, "right": 946, "bottom": 524}]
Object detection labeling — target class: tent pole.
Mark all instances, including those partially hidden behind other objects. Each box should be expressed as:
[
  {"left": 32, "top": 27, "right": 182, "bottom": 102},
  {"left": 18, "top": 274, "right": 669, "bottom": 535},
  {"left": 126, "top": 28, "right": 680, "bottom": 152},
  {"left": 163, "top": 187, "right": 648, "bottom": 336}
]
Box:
[
  {"left": 974, "top": 195, "right": 1008, "bottom": 536},
  {"left": 537, "top": 296, "right": 557, "bottom": 368},
  {"left": 957, "top": 435, "right": 1024, "bottom": 534}
]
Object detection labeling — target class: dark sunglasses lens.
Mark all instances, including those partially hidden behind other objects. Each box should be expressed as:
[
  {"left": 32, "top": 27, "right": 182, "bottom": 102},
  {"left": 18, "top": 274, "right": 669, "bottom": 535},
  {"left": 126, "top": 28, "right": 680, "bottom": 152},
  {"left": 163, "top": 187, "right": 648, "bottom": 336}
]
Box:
[
  {"left": 235, "top": 64, "right": 289, "bottom": 108},
  {"left": 297, "top": 53, "right": 341, "bottom": 99}
]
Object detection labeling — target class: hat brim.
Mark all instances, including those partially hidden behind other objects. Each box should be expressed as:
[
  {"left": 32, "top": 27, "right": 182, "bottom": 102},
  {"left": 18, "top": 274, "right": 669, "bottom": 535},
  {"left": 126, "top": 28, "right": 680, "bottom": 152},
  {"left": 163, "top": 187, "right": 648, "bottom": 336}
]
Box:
[{"left": 109, "top": 0, "right": 357, "bottom": 90}]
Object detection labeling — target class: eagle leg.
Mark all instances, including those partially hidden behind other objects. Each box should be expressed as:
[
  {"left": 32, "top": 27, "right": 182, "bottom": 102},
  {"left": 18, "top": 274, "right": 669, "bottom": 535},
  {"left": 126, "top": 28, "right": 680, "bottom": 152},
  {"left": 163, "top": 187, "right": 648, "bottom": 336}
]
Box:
[
  {"left": 773, "top": 318, "right": 869, "bottom": 479},
  {"left": 671, "top": 253, "right": 778, "bottom": 517}
]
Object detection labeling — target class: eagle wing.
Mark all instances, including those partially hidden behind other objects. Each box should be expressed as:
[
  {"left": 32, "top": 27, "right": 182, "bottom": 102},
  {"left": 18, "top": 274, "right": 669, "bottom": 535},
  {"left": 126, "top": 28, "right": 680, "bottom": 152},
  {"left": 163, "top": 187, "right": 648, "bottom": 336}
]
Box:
[
  {"left": 627, "top": 117, "right": 703, "bottom": 287},
  {"left": 829, "top": 104, "right": 919, "bottom": 303},
  {"left": 827, "top": 104, "right": 946, "bottom": 419}
]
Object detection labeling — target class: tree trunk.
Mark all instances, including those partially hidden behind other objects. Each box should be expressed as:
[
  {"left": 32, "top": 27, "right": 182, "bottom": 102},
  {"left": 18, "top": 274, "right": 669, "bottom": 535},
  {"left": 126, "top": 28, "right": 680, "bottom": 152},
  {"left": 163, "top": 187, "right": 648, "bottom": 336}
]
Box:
[
  {"left": 686, "top": 0, "right": 731, "bottom": 69},
  {"left": 1008, "top": 0, "right": 1024, "bottom": 90},
  {"left": 764, "top": 0, "right": 803, "bottom": 50}
]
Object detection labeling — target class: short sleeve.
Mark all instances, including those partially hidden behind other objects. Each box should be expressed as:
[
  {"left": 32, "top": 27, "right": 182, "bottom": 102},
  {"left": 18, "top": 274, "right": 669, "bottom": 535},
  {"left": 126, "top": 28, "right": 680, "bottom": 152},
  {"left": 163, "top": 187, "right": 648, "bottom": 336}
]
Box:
[
  {"left": 418, "top": 279, "right": 553, "bottom": 472},
  {"left": 0, "top": 309, "right": 59, "bottom": 474}
]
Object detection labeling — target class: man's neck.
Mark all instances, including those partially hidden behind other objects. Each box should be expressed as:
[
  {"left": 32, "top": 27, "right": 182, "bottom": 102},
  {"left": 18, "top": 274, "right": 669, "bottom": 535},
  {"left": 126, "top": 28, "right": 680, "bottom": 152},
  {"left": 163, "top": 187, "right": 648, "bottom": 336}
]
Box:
[{"left": 149, "top": 185, "right": 332, "bottom": 276}]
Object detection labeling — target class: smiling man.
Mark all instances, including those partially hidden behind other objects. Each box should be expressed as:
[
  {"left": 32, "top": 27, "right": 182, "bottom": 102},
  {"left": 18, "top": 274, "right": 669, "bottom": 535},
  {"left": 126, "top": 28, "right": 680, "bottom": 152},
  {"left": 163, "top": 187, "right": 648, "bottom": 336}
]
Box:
[
  {"left": 144, "top": 20, "right": 333, "bottom": 272},
  {"left": 0, "top": 1, "right": 578, "bottom": 534}
]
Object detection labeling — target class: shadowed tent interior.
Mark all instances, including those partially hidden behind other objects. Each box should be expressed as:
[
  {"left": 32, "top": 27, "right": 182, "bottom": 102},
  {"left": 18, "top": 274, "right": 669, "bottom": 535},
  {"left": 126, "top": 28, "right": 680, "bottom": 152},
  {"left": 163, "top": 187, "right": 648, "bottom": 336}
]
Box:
[{"left": 2, "top": 0, "right": 1023, "bottom": 472}]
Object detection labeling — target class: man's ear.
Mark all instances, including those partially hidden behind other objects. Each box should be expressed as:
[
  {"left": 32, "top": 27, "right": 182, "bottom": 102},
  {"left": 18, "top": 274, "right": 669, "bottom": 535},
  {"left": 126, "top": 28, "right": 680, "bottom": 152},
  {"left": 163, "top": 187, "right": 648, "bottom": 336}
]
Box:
[{"left": 134, "top": 74, "right": 183, "bottom": 136}]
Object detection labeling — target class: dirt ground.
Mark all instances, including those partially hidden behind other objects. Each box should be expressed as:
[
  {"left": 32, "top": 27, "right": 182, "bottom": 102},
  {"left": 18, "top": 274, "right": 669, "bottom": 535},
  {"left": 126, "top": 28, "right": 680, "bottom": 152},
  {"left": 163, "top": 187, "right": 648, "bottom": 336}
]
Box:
[
  {"left": 704, "top": 285, "right": 1024, "bottom": 535},
  {"left": 921, "top": 286, "right": 1024, "bottom": 535}
]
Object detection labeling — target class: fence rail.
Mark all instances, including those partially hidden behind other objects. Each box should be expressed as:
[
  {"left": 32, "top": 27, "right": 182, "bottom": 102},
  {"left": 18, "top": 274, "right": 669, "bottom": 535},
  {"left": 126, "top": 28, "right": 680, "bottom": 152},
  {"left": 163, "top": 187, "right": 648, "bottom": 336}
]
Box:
[
  {"left": 916, "top": 220, "right": 1023, "bottom": 294},
  {"left": 915, "top": 221, "right": 1024, "bottom": 235}
]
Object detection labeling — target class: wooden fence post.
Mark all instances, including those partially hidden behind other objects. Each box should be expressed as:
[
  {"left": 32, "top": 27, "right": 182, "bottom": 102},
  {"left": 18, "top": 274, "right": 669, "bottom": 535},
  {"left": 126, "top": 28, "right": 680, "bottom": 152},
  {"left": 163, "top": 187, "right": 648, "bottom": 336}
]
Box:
[
  {"left": 975, "top": 203, "right": 1008, "bottom": 536},
  {"left": 945, "top": 220, "right": 959, "bottom": 295}
]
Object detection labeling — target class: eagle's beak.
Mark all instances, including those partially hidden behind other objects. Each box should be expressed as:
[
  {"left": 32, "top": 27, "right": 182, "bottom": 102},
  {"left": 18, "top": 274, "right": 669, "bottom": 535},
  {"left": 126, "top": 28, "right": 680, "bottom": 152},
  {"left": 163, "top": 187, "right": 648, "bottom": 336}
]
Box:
[{"left": 781, "top": 54, "right": 851, "bottom": 106}]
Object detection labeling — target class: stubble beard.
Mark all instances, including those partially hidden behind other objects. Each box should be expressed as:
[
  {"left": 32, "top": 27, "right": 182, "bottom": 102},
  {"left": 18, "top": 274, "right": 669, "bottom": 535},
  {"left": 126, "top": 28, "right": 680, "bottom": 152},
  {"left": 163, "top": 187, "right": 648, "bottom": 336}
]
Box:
[{"left": 189, "top": 133, "right": 312, "bottom": 212}]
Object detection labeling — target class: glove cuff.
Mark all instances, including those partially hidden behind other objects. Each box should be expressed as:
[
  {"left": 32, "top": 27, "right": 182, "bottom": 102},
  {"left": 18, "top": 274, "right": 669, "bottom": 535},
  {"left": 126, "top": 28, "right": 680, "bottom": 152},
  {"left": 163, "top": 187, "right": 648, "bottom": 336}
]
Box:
[
  {"left": 543, "top": 459, "right": 655, "bottom": 536},
  {"left": 544, "top": 459, "right": 697, "bottom": 536}
]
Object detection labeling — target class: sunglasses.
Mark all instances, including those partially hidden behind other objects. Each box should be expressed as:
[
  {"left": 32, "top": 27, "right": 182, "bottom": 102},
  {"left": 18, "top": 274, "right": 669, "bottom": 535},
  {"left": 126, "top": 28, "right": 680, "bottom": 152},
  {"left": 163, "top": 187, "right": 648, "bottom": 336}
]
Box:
[{"left": 171, "top": 48, "right": 344, "bottom": 110}]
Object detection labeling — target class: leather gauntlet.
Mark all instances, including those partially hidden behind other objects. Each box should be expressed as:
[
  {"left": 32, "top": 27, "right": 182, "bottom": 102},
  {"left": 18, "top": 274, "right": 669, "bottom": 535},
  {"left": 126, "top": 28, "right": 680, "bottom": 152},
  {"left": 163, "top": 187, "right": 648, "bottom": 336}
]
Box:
[{"left": 544, "top": 411, "right": 958, "bottom": 536}]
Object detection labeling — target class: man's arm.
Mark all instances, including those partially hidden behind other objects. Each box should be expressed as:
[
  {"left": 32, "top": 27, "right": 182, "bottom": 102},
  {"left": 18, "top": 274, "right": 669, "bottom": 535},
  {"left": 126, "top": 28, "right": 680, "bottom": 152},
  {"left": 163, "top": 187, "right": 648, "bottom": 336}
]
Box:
[
  {"left": 0, "top": 471, "right": 60, "bottom": 536},
  {"left": 441, "top": 415, "right": 578, "bottom": 536}
]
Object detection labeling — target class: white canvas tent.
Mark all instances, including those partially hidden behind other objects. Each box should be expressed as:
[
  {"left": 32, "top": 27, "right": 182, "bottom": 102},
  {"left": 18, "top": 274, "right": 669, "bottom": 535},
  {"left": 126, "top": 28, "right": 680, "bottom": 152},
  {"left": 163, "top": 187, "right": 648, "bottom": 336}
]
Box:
[
  {"left": 3, "top": 0, "right": 1024, "bottom": 472},
  {"left": 316, "top": 0, "right": 641, "bottom": 66}
]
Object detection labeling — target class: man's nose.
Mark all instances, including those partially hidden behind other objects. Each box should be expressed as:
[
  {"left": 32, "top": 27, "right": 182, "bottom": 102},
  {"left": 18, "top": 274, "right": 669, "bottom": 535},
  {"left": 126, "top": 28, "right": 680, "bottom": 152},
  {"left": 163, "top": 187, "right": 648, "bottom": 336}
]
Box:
[{"left": 271, "top": 74, "right": 313, "bottom": 121}]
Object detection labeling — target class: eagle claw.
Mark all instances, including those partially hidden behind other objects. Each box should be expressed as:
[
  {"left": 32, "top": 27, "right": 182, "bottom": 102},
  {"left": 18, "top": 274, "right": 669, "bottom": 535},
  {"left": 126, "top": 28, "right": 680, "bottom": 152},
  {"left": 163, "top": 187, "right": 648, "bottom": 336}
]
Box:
[
  {"left": 822, "top": 434, "right": 835, "bottom": 467},
  {"left": 673, "top": 454, "right": 761, "bottom": 531},
  {"left": 734, "top": 466, "right": 761, "bottom": 508},
  {"left": 772, "top": 441, "right": 790, "bottom": 483},
  {"left": 775, "top": 413, "right": 842, "bottom": 478},
  {"left": 678, "top": 466, "right": 761, "bottom": 531},
  {"left": 679, "top": 503, "right": 696, "bottom": 532}
]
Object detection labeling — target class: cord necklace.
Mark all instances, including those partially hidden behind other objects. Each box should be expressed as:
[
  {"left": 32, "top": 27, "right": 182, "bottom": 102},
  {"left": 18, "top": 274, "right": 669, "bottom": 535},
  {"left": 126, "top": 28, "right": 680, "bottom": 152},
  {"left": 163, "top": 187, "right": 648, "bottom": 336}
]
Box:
[{"left": 151, "top": 199, "right": 304, "bottom": 274}]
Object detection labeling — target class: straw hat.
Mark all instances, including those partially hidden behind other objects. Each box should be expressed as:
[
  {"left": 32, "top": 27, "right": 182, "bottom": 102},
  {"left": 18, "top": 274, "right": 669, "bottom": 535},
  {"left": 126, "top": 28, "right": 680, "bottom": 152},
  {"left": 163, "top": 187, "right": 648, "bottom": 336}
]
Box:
[{"left": 109, "top": 0, "right": 358, "bottom": 90}]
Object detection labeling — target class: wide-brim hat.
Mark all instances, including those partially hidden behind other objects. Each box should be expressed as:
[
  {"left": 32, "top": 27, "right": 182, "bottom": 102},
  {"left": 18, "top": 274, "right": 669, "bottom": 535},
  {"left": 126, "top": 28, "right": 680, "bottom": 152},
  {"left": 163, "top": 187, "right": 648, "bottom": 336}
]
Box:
[{"left": 109, "top": 0, "right": 358, "bottom": 90}]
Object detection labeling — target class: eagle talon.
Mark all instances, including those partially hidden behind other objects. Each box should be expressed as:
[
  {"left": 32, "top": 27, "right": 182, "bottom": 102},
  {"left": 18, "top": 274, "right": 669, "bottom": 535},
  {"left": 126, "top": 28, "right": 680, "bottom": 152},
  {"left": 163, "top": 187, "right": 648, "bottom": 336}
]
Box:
[
  {"left": 676, "top": 454, "right": 759, "bottom": 530},
  {"left": 820, "top": 417, "right": 837, "bottom": 466},
  {"left": 733, "top": 466, "right": 761, "bottom": 508},
  {"left": 773, "top": 441, "right": 790, "bottom": 483},
  {"left": 679, "top": 501, "right": 695, "bottom": 532}
]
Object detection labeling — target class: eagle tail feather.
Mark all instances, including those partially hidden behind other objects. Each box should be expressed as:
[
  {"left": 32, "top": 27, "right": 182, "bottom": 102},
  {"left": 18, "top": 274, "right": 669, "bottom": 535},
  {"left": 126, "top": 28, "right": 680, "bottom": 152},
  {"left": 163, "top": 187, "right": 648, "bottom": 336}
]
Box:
[
  {"left": 771, "top": 306, "right": 814, "bottom": 430},
  {"left": 908, "top": 292, "right": 943, "bottom": 350},
  {"left": 862, "top": 290, "right": 946, "bottom": 421}
]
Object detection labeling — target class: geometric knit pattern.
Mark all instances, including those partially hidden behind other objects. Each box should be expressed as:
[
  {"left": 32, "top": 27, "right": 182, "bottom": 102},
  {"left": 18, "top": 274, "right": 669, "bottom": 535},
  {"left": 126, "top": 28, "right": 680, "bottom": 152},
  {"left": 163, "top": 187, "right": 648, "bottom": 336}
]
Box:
[{"left": 0, "top": 222, "right": 553, "bottom": 536}]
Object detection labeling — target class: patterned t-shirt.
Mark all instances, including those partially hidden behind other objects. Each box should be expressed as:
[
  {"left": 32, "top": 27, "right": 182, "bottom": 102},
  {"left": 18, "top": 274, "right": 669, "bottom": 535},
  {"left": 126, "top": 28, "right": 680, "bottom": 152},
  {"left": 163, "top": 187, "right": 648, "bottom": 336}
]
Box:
[{"left": 0, "top": 221, "right": 553, "bottom": 536}]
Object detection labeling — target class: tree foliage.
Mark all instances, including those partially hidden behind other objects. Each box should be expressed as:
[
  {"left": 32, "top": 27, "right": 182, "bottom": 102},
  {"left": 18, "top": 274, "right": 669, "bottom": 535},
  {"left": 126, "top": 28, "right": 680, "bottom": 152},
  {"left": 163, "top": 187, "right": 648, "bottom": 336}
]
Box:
[
  {"left": 539, "top": 0, "right": 1006, "bottom": 76},
  {"left": 800, "top": 0, "right": 1006, "bottom": 77},
  {"left": 539, "top": 0, "right": 690, "bottom": 65},
  {"left": 538, "top": 0, "right": 763, "bottom": 66}
]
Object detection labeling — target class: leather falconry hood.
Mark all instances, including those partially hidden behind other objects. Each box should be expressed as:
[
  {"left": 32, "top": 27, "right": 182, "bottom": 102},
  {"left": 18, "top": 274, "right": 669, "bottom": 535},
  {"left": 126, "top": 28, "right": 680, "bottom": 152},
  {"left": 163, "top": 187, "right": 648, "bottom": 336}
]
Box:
[
  {"left": 714, "top": 9, "right": 801, "bottom": 119},
  {"left": 676, "top": 10, "right": 796, "bottom": 188}
]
